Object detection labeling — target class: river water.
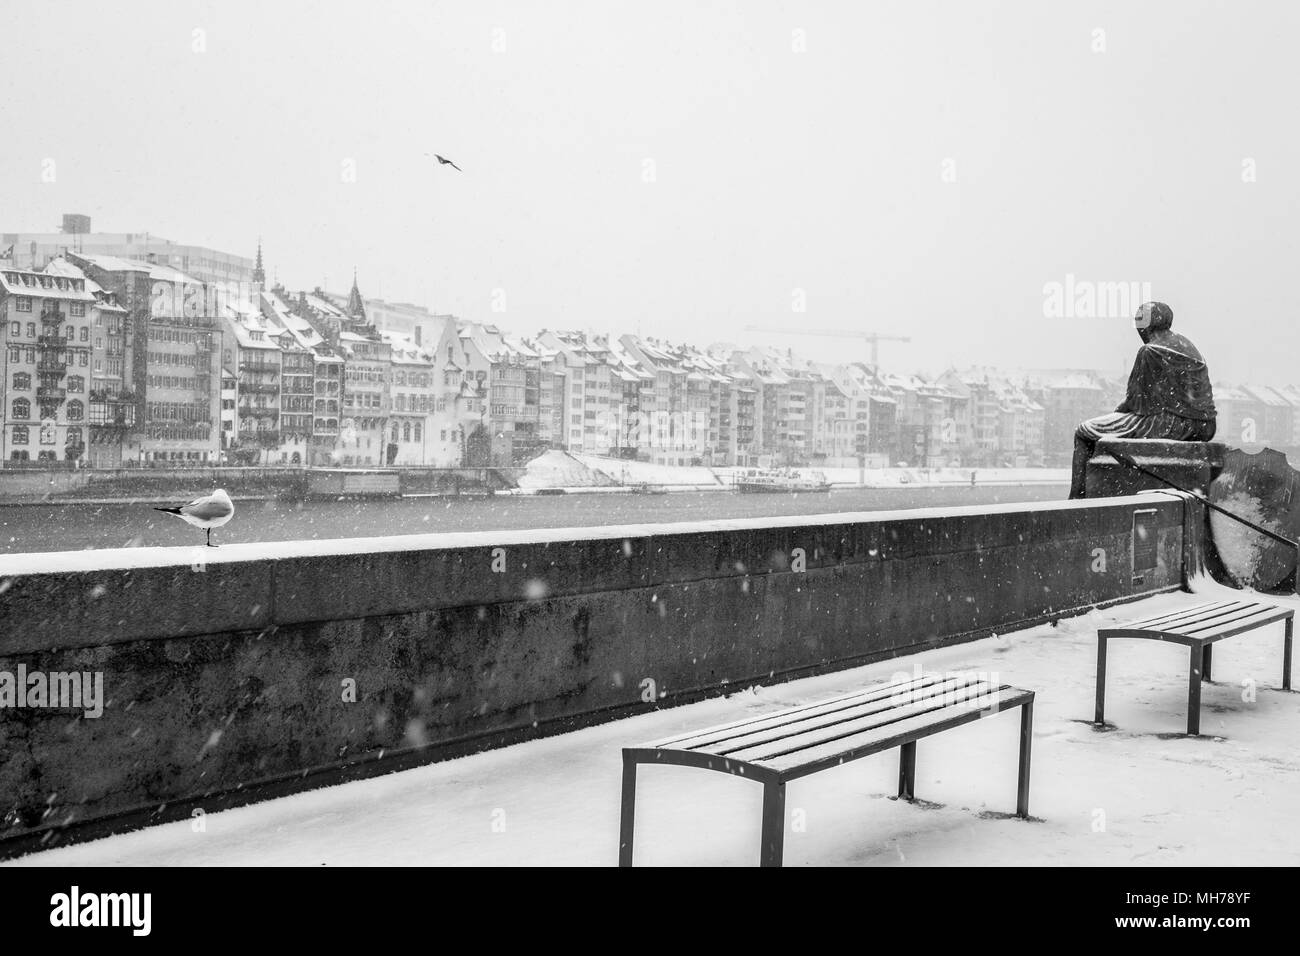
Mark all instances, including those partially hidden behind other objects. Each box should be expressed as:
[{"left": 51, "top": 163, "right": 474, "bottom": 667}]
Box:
[{"left": 0, "top": 484, "right": 1066, "bottom": 554}]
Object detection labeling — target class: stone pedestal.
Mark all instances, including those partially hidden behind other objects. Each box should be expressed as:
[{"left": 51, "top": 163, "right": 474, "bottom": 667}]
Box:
[{"left": 1086, "top": 438, "right": 1227, "bottom": 498}]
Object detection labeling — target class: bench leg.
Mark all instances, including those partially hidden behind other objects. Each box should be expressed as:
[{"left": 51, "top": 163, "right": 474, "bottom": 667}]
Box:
[
  {"left": 898, "top": 741, "right": 917, "bottom": 801},
  {"left": 1202, "top": 643, "right": 1213, "bottom": 682},
  {"left": 618, "top": 756, "right": 637, "bottom": 867},
  {"left": 1285, "top": 617, "right": 1294, "bottom": 691},
  {"left": 1094, "top": 636, "right": 1107, "bottom": 725},
  {"left": 1187, "top": 646, "right": 1202, "bottom": 736},
  {"left": 1017, "top": 700, "right": 1033, "bottom": 818},
  {"left": 759, "top": 780, "right": 786, "bottom": 868}
]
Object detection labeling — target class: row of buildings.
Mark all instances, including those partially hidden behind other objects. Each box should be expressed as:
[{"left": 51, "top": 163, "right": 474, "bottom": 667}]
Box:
[{"left": 2, "top": 220, "right": 1295, "bottom": 469}]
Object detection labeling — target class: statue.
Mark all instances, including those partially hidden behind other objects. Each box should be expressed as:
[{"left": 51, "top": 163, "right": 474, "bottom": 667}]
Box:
[{"left": 1069, "top": 301, "right": 1217, "bottom": 499}]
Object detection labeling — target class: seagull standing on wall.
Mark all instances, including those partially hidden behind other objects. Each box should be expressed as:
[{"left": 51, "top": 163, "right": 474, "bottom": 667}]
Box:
[{"left": 154, "top": 489, "right": 235, "bottom": 547}]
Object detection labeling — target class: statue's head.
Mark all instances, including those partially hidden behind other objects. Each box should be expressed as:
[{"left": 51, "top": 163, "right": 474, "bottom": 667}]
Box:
[{"left": 1134, "top": 301, "right": 1173, "bottom": 343}]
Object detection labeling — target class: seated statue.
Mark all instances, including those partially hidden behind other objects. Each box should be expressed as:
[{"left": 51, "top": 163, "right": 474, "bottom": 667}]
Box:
[{"left": 1070, "top": 301, "right": 1217, "bottom": 499}]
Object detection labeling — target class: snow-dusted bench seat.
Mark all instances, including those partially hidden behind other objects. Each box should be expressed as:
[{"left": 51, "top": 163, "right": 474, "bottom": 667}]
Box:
[
  {"left": 1095, "top": 598, "right": 1295, "bottom": 735},
  {"left": 617, "top": 674, "right": 1036, "bottom": 867}
]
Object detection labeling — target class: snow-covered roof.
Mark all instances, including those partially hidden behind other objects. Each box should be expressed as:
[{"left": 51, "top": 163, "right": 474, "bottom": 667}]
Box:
[
  {"left": 66, "top": 252, "right": 151, "bottom": 273},
  {"left": 0, "top": 267, "right": 96, "bottom": 302}
]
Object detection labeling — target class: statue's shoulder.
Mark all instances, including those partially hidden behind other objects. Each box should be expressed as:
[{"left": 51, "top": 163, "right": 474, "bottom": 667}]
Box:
[{"left": 1146, "top": 332, "right": 1205, "bottom": 363}]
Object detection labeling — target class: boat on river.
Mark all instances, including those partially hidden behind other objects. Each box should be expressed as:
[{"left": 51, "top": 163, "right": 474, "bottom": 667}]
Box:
[{"left": 734, "top": 468, "right": 833, "bottom": 493}]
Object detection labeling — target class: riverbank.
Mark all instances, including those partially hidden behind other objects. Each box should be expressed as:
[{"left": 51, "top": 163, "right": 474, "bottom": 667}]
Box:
[{"left": 0, "top": 451, "right": 1070, "bottom": 506}]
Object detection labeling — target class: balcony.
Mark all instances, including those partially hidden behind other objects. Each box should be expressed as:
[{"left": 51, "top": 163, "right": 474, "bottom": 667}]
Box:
[
  {"left": 37, "top": 335, "right": 68, "bottom": 349},
  {"left": 239, "top": 405, "right": 279, "bottom": 419},
  {"left": 39, "top": 310, "right": 64, "bottom": 324},
  {"left": 240, "top": 381, "right": 279, "bottom": 395},
  {"left": 37, "top": 386, "right": 67, "bottom": 401}
]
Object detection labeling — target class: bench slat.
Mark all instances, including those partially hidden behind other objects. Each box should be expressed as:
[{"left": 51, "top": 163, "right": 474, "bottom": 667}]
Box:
[
  {"left": 1122, "top": 599, "right": 1237, "bottom": 630},
  {"left": 762, "top": 687, "right": 1032, "bottom": 777},
  {"left": 724, "top": 680, "right": 999, "bottom": 764},
  {"left": 1177, "top": 605, "right": 1292, "bottom": 641},
  {"left": 1124, "top": 601, "right": 1271, "bottom": 636},
  {"left": 704, "top": 676, "right": 991, "bottom": 757},
  {"left": 1120, "top": 600, "right": 1247, "bottom": 632},
  {"left": 646, "top": 675, "right": 948, "bottom": 750},
  {"left": 1101, "top": 600, "right": 1289, "bottom": 640}
]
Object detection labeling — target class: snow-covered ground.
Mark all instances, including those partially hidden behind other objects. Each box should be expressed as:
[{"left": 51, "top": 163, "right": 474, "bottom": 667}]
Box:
[
  {"left": 9, "top": 579, "right": 1298, "bottom": 867},
  {"left": 573, "top": 454, "right": 723, "bottom": 489}
]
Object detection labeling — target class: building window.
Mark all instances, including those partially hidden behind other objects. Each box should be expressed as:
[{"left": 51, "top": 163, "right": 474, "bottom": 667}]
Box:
[
  {"left": 79, "top": 352, "right": 88, "bottom": 366},
  {"left": 13, "top": 426, "right": 29, "bottom": 444},
  {"left": 66, "top": 427, "right": 82, "bottom": 446},
  {"left": 8, "top": 322, "right": 17, "bottom": 336},
  {"left": 12, "top": 399, "right": 30, "bottom": 419},
  {"left": 67, "top": 400, "right": 84, "bottom": 421},
  {"left": 13, "top": 372, "right": 30, "bottom": 390},
  {"left": 15, "top": 297, "right": 31, "bottom": 312},
  {"left": 71, "top": 302, "right": 85, "bottom": 317},
  {"left": 66, "top": 375, "right": 85, "bottom": 392},
  {"left": 414, "top": 423, "right": 422, "bottom": 441},
  {"left": 403, "top": 422, "right": 411, "bottom": 442}
]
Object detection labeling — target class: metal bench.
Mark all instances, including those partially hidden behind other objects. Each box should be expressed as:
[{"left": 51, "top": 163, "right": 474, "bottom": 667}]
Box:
[
  {"left": 618, "top": 674, "right": 1035, "bottom": 867},
  {"left": 1096, "top": 598, "right": 1295, "bottom": 735}
]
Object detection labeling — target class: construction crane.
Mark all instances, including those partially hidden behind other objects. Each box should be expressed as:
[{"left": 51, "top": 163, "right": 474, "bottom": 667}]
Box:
[{"left": 743, "top": 325, "right": 911, "bottom": 368}]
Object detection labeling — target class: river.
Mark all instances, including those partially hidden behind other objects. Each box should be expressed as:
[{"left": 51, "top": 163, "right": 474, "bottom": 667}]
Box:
[{"left": 0, "top": 483, "right": 1067, "bottom": 554}]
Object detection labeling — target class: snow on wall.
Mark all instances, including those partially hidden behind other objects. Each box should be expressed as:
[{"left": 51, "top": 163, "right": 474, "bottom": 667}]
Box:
[{"left": 0, "top": 491, "right": 1170, "bottom": 576}]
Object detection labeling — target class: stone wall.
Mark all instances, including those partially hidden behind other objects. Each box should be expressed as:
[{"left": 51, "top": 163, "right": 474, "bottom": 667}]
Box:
[{"left": 0, "top": 495, "right": 1187, "bottom": 854}]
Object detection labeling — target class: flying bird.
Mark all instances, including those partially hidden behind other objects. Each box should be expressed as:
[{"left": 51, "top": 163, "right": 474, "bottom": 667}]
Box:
[
  {"left": 154, "top": 489, "right": 235, "bottom": 547},
  {"left": 433, "top": 154, "right": 462, "bottom": 171}
]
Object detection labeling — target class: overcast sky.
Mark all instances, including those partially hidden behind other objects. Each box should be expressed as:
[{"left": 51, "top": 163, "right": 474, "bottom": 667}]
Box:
[{"left": 3, "top": 0, "right": 1297, "bottom": 382}]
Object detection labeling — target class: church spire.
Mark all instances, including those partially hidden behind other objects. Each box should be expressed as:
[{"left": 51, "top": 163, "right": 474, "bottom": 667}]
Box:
[
  {"left": 346, "top": 268, "right": 365, "bottom": 321},
  {"left": 252, "top": 239, "right": 265, "bottom": 291}
]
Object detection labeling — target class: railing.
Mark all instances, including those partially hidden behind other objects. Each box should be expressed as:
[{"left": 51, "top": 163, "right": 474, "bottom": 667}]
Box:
[
  {"left": 37, "top": 335, "right": 68, "bottom": 348},
  {"left": 0, "top": 460, "right": 81, "bottom": 471},
  {"left": 240, "top": 382, "right": 279, "bottom": 395},
  {"left": 89, "top": 390, "right": 137, "bottom": 403},
  {"left": 37, "top": 386, "right": 67, "bottom": 401},
  {"left": 37, "top": 358, "right": 67, "bottom": 374},
  {"left": 238, "top": 406, "right": 279, "bottom": 419}
]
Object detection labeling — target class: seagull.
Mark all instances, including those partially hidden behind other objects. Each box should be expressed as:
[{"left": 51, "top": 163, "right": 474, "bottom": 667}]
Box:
[
  {"left": 154, "top": 489, "right": 235, "bottom": 547},
  {"left": 433, "top": 153, "right": 462, "bottom": 171}
]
